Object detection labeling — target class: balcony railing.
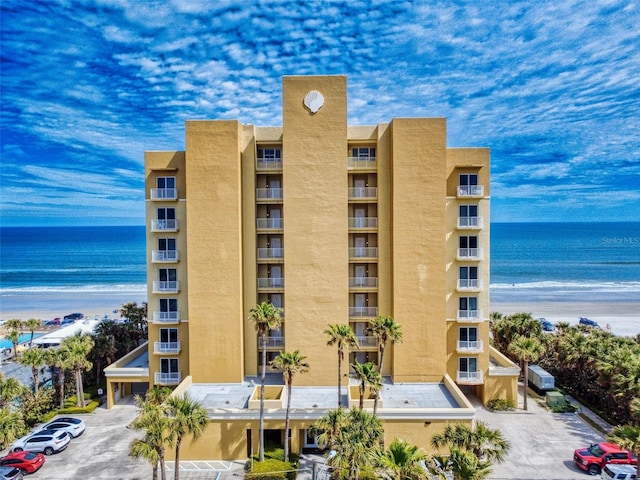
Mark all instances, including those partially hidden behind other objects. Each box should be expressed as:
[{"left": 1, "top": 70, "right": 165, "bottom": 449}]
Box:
[
  {"left": 457, "top": 217, "right": 484, "bottom": 229},
  {"left": 256, "top": 159, "right": 282, "bottom": 170},
  {"left": 347, "top": 157, "right": 377, "bottom": 169},
  {"left": 153, "top": 311, "right": 180, "bottom": 323},
  {"left": 457, "top": 340, "right": 484, "bottom": 352},
  {"left": 151, "top": 219, "right": 179, "bottom": 232},
  {"left": 257, "top": 278, "right": 284, "bottom": 289},
  {"left": 356, "top": 335, "right": 378, "bottom": 348},
  {"left": 349, "top": 247, "right": 378, "bottom": 259},
  {"left": 348, "top": 217, "right": 378, "bottom": 229},
  {"left": 153, "top": 281, "right": 179, "bottom": 293},
  {"left": 349, "top": 277, "right": 378, "bottom": 288},
  {"left": 457, "top": 310, "right": 483, "bottom": 322},
  {"left": 154, "top": 372, "right": 181, "bottom": 385},
  {"left": 257, "top": 218, "right": 284, "bottom": 229},
  {"left": 150, "top": 188, "right": 178, "bottom": 200},
  {"left": 259, "top": 337, "right": 285, "bottom": 348},
  {"left": 457, "top": 279, "right": 482, "bottom": 291},
  {"left": 348, "top": 187, "right": 378, "bottom": 199},
  {"left": 257, "top": 248, "right": 284, "bottom": 259},
  {"left": 457, "top": 248, "right": 483, "bottom": 260},
  {"left": 256, "top": 188, "right": 283, "bottom": 200},
  {"left": 457, "top": 185, "right": 484, "bottom": 197},
  {"left": 456, "top": 370, "right": 483, "bottom": 383},
  {"left": 349, "top": 306, "right": 378, "bottom": 318},
  {"left": 152, "top": 250, "right": 179, "bottom": 262},
  {"left": 154, "top": 341, "right": 181, "bottom": 354}
]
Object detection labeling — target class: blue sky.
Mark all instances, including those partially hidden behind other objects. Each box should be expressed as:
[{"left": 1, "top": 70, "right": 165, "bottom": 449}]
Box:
[{"left": 1, "top": 0, "right": 638, "bottom": 226}]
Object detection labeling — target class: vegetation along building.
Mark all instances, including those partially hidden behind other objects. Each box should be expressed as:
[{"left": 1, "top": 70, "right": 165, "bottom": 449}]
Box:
[{"left": 105, "top": 75, "right": 519, "bottom": 460}]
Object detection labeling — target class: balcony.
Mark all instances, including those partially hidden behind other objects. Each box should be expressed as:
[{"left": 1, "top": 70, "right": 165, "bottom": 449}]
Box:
[
  {"left": 456, "top": 370, "right": 484, "bottom": 384},
  {"left": 347, "top": 157, "right": 377, "bottom": 170},
  {"left": 349, "top": 247, "right": 378, "bottom": 259},
  {"left": 349, "top": 306, "right": 378, "bottom": 318},
  {"left": 256, "top": 159, "right": 282, "bottom": 171},
  {"left": 154, "top": 372, "right": 181, "bottom": 385},
  {"left": 348, "top": 217, "right": 378, "bottom": 229},
  {"left": 457, "top": 185, "right": 484, "bottom": 198},
  {"left": 256, "top": 188, "right": 283, "bottom": 201},
  {"left": 349, "top": 277, "right": 378, "bottom": 288},
  {"left": 457, "top": 340, "right": 484, "bottom": 352},
  {"left": 150, "top": 188, "right": 178, "bottom": 200},
  {"left": 457, "top": 217, "right": 484, "bottom": 230},
  {"left": 152, "top": 250, "right": 179, "bottom": 263},
  {"left": 257, "top": 277, "right": 284, "bottom": 289},
  {"left": 151, "top": 219, "right": 179, "bottom": 232},
  {"left": 257, "top": 218, "right": 284, "bottom": 230},
  {"left": 348, "top": 187, "right": 378, "bottom": 200},
  {"left": 457, "top": 279, "right": 482, "bottom": 292},
  {"left": 153, "top": 312, "right": 180, "bottom": 324},
  {"left": 258, "top": 337, "right": 285, "bottom": 349},
  {"left": 356, "top": 335, "right": 378, "bottom": 348},
  {"left": 153, "top": 281, "right": 180, "bottom": 293},
  {"left": 457, "top": 248, "right": 483, "bottom": 261},
  {"left": 257, "top": 248, "right": 284, "bottom": 260},
  {"left": 457, "top": 310, "right": 483, "bottom": 322},
  {"left": 154, "top": 341, "right": 181, "bottom": 354}
]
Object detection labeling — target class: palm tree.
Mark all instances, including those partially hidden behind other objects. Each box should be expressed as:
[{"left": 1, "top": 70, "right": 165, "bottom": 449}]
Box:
[
  {"left": 130, "top": 435, "right": 161, "bottom": 480},
  {"left": 271, "top": 350, "right": 310, "bottom": 462},
  {"left": 146, "top": 386, "right": 172, "bottom": 405},
  {"left": 24, "top": 318, "right": 42, "bottom": 345},
  {"left": 431, "top": 421, "right": 510, "bottom": 464},
  {"left": 376, "top": 437, "right": 428, "bottom": 480},
  {"left": 248, "top": 301, "right": 282, "bottom": 462},
  {"left": 60, "top": 332, "right": 94, "bottom": 407},
  {"left": 166, "top": 394, "right": 209, "bottom": 480},
  {"left": 0, "top": 372, "right": 24, "bottom": 408},
  {"left": 6, "top": 329, "right": 21, "bottom": 358},
  {"left": 311, "top": 408, "right": 348, "bottom": 451},
  {"left": 44, "top": 348, "right": 69, "bottom": 408},
  {"left": 91, "top": 332, "right": 117, "bottom": 385},
  {"left": 4, "top": 319, "right": 23, "bottom": 331},
  {"left": 17, "top": 347, "right": 47, "bottom": 393},
  {"left": 0, "top": 408, "right": 26, "bottom": 447},
  {"left": 607, "top": 397, "right": 640, "bottom": 477},
  {"left": 324, "top": 324, "right": 358, "bottom": 408},
  {"left": 368, "top": 315, "right": 402, "bottom": 414},
  {"left": 427, "top": 448, "right": 492, "bottom": 480},
  {"left": 508, "top": 334, "right": 545, "bottom": 411},
  {"left": 350, "top": 361, "right": 382, "bottom": 411}
]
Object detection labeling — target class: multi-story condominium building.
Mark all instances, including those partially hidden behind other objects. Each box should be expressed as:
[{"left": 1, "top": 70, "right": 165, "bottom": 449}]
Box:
[{"left": 105, "top": 75, "right": 518, "bottom": 461}]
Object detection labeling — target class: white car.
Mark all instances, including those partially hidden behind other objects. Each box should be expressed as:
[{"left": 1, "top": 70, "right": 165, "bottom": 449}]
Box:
[
  {"left": 11, "top": 430, "right": 70, "bottom": 455},
  {"left": 37, "top": 417, "right": 86, "bottom": 438}
]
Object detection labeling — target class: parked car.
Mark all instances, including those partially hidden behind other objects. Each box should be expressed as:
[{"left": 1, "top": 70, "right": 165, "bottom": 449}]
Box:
[
  {"left": 11, "top": 430, "right": 70, "bottom": 455},
  {"left": 574, "top": 442, "right": 637, "bottom": 476},
  {"left": 37, "top": 417, "right": 86, "bottom": 438},
  {"left": 0, "top": 451, "right": 45, "bottom": 474},
  {"left": 579, "top": 317, "right": 600, "bottom": 328},
  {"left": 63, "top": 313, "right": 83, "bottom": 321},
  {"left": 538, "top": 318, "right": 554, "bottom": 332},
  {"left": 44, "top": 318, "right": 61, "bottom": 327},
  {"left": 0, "top": 467, "right": 22, "bottom": 480},
  {"left": 601, "top": 464, "right": 637, "bottom": 480}
]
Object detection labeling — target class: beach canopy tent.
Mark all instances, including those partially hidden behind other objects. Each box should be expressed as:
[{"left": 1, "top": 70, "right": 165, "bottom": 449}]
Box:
[{"left": 33, "top": 319, "right": 99, "bottom": 348}]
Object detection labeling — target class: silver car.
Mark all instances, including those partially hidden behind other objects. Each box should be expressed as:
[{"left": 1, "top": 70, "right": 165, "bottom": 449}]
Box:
[
  {"left": 11, "top": 430, "right": 70, "bottom": 455},
  {"left": 37, "top": 417, "right": 86, "bottom": 438}
]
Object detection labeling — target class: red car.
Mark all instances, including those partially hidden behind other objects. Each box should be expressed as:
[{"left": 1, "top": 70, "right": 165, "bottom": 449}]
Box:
[{"left": 0, "top": 451, "right": 45, "bottom": 474}]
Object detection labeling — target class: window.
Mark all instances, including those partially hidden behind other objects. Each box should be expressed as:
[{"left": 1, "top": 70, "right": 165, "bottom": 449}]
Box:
[
  {"left": 158, "top": 238, "right": 176, "bottom": 251},
  {"left": 459, "top": 266, "right": 478, "bottom": 289},
  {"left": 352, "top": 147, "right": 376, "bottom": 159},
  {"left": 156, "top": 176, "right": 176, "bottom": 189},
  {"left": 258, "top": 148, "right": 281, "bottom": 160},
  {"left": 459, "top": 357, "right": 478, "bottom": 373},
  {"left": 159, "top": 298, "right": 178, "bottom": 312},
  {"left": 459, "top": 205, "right": 480, "bottom": 228},
  {"left": 459, "top": 205, "right": 478, "bottom": 218},
  {"left": 459, "top": 174, "right": 478, "bottom": 186},
  {"left": 459, "top": 297, "right": 478, "bottom": 312},
  {"left": 158, "top": 268, "right": 177, "bottom": 282},
  {"left": 160, "top": 358, "right": 179, "bottom": 375},
  {"left": 459, "top": 236, "right": 478, "bottom": 249},
  {"left": 459, "top": 327, "right": 478, "bottom": 349},
  {"left": 159, "top": 328, "right": 178, "bottom": 344}
]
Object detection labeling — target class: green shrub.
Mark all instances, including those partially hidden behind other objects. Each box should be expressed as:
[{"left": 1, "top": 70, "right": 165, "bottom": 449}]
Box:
[
  {"left": 246, "top": 458, "right": 296, "bottom": 480},
  {"left": 552, "top": 399, "right": 579, "bottom": 413},
  {"left": 487, "top": 398, "right": 516, "bottom": 411},
  {"left": 58, "top": 400, "right": 100, "bottom": 414}
]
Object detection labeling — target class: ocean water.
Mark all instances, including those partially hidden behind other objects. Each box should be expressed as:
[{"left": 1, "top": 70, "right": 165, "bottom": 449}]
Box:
[{"left": 0, "top": 223, "right": 638, "bottom": 317}]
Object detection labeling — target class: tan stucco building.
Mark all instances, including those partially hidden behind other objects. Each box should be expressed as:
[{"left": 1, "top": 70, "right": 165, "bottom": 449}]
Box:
[{"left": 105, "top": 75, "right": 518, "bottom": 461}]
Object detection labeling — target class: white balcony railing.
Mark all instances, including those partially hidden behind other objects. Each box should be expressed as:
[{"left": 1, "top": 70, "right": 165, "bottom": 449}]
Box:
[
  {"left": 153, "top": 311, "right": 180, "bottom": 323},
  {"left": 457, "top": 217, "right": 484, "bottom": 229},
  {"left": 155, "top": 372, "right": 181, "bottom": 385},
  {"left": 348, "top": 187, "right": 378, "bottom": 199},
  {"left": 150, "top": 188, "right": 178, "bottom": 200},
  {"left": 259, "top": 337, "right": 285, "bottom": 348},
  {"left": 152, "top": 250, "right": 179, "bottom": 262},
  {"left": 347, "top": 157, "right": 377, "bottom": 169},
  {"left": 457, "top": 185, "right": 484, "bottom": 197},
  {"left": 457, "top": 310, "right": 483, "bottom": 322},
  {"left": 349, "top": 217, "right": 378, "bottom": 229},
  {"left": 153, "top": 281, "right": 179, "bottom": 293},
  {"left": 257, "top": 248, "right": 284, "bottom": 259},
  {"left": 151, "top": 219, "right": 179, "bottom": 232},
  {"left": 349, "top": 247, "right": 378, "bottom": 259},
  {"left": 356, "top": 336, "right": 378, "bottom": 348},
  {"left": 349, "top": 306, "right": 378, "bottom": 317},
  {"left": 457, "top": 279, "right": 482, "bottom": 291},
  {"left": 457, "top": 340, "right": 484, "bottom": 352},
  {"left": 349, "top": 277, "right": 378, "bottom": 288},
  {"left": 257, "top": 278, "right": 284, "bottom": 289},
  {"left": 457, "top": 248, "right": 483, "bottom": 260},
  {"left": 154, "top": 341, "right": 181, "bottom": 354},
  {"left": 257, "top": 218, "right": 283, "bottom": 229},
  {"left": 256, "top": 159, "right": 282, "bottom": 170},
  {"left": 457, "top": 370, "right": 484, "bottom": 383},
  {"left": 256, "top": 188, "right": 283, "bottom": 200}
]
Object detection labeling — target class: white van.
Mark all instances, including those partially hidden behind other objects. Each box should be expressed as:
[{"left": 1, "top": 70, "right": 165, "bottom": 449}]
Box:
[{"left": 601, "top": 464, "right": 637, "bottom": 480}]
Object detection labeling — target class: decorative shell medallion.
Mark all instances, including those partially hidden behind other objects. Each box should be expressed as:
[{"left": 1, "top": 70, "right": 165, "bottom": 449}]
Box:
[{"left": 304, "top": 90, "right": 324, "bottom": 114}]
